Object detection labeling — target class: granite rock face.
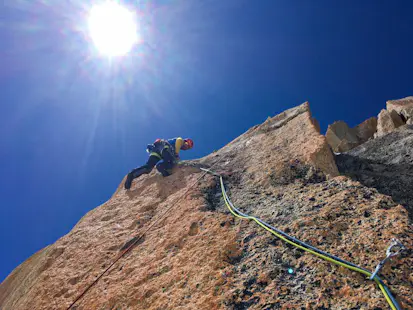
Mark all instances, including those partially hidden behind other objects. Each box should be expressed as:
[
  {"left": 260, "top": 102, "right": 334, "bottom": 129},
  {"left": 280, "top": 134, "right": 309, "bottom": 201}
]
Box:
[
  {"left": 374, "top": 97, "right": 413, "bottom": 138},
  {"left": 1, "top": 103, "right": 412, "bottom": 310},
  {"left": 375, "top": 109, "right": 405, "bottom": 138},
  {"left": 325, "top": 117, "right": 377, "bottom": 153},
  {"left": 325, "top": 121, "right": 359, "bottom": 153},
  {"left": 387, "top": 96, "right": 413, "bottom": 125},
  {"left": 337, "top": 125, "right": 413, "bottom": 222},
  {"left": 354, "top": 116, "right": 378, "bottom": 141},
  {"left": 326, "top": 97, "right": 413, "bottom": 151}
]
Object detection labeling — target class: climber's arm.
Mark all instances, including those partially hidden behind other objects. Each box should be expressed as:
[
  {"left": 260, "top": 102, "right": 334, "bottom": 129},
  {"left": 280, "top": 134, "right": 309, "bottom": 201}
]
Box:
[{"left": 174, "top": 137, "right": 184, "bottom": 156}]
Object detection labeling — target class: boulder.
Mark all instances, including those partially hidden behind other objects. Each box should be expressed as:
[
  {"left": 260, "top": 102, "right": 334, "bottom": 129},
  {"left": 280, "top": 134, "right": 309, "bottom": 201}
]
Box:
[
  {"left": 325, "top": 121, "right": 359, "bottom": 153},
  {"left": 326, "top": 118, "right": 377, "bottom": 153},
  {"left": 354, "top": 116, "right": 377, "bottom": 142},
  {"left": 390, "top": 109, "right": 405, "bottom": 128},
  {"left": 375, "top": 108, "right": 407, "bottom": 138},
  {"left": 387, "top": 96, "right": 413, "bottom": 124}
]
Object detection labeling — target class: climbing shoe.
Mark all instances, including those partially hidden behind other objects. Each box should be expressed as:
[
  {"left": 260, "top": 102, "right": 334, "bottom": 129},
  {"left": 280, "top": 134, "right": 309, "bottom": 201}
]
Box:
[{"left": 124, "top": 173, "right": 133, "bottom": 190}]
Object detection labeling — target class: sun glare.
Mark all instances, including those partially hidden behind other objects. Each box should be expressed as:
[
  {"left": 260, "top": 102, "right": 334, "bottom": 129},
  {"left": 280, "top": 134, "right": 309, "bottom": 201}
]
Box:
[{"left": 88, "top": 2, "right": 139, "bottom": 57}]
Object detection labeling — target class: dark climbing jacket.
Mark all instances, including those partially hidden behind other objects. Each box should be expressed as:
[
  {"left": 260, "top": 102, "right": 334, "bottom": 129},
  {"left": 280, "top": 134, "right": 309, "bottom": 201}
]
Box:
[{"left": 146, "top": 137, "right": 184, "bottom": 162}]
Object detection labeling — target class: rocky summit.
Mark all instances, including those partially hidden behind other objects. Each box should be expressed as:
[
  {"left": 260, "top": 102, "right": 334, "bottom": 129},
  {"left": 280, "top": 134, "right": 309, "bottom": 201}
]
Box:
[{"left": 1, "top": 102, "right": 412, "bottom": 310}]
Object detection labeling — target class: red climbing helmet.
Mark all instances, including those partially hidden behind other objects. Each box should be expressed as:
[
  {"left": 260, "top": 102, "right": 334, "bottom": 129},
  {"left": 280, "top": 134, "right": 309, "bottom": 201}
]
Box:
[{"left": 183, "top": 138, "right": 194, "bottom": 150}]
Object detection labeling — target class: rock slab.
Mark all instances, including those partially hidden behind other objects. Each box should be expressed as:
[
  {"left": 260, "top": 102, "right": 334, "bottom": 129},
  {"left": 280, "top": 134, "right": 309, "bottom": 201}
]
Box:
[{"left": 1, "top": 102, "right": 412, "bottom": 310}]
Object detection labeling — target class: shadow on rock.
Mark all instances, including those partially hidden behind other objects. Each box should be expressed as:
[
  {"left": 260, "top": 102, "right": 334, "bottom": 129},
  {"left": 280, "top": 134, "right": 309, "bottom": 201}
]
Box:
[{"left": 336, "top": 153, "right": 413, "bottom": 221}]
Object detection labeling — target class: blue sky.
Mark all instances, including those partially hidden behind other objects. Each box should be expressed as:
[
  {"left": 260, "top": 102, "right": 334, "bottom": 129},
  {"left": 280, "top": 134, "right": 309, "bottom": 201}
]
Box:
[{"left": 1, "top": 0, "right": 412, "bottom": 282}]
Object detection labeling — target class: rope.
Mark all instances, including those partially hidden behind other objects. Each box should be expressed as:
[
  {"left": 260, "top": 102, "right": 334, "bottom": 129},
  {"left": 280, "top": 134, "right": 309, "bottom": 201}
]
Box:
[
  {"left": 66, "top": 159, "right": 402, "bottom": 310},
  {"left": 66, "top": 165, "right": 215, "bottom": 309},
  {"left": 212, "top": 172, "right": 401, "bottom": 310}
]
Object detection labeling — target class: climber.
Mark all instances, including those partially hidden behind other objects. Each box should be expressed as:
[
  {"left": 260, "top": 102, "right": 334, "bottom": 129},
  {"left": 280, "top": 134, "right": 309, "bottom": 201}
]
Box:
[{"left": 124, "top": 137, "right": 194, "bottom": 190}]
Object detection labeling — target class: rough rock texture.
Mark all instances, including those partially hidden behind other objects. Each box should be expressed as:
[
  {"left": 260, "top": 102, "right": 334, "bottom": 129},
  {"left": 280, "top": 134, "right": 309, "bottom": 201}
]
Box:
[
  {"left": 325, "top": 117, "right": 377, "bottom": 153},
  {"left": 374, "top": 96, "right": 413, "bottom": 139},
  {"left": 337, "top": 125, "right": 413, "bottom": 222},
  {"left": 354, "top": 117, "right": 378, "bottom": 142},
  {"left": 387, "top": 96, "right": 413, "bottom": 125},
  {"left": 375, "top": 109, "right": 405, "bottom": 138},
  {"left": 389, "top": 110, "right": 405, "bottom": 128},
  {"left": 325, "top": 121, "right": 359, "bottom": 153},
  {"left": 1, "top": 102, "right": 412, "bottom": 310}
]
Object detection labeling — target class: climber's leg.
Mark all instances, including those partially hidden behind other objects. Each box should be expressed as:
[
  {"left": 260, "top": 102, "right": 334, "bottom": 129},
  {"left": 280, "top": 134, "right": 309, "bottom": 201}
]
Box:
[
  {"left": 156, "top": 148, "right": 176, "bottom": 177},
  {"left": 125, "top": 155, "right": 160, "bottom": 189},
  {"left": 161, "top": 147, "right": 175, "bottom": 163},
  {"left": 156, "top": 161, "right": 175, "bottom": 177}
]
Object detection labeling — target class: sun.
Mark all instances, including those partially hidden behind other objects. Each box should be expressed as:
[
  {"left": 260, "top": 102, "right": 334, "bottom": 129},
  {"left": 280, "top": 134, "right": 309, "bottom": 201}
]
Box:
[{"left": 88, "top": 2, "right": 139, "bottom": 57}]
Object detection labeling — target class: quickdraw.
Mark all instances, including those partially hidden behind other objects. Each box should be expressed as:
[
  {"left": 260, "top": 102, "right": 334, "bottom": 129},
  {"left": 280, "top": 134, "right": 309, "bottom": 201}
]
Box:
[{"left": 200, "top": 168, "right": 405, "bottom": 310}]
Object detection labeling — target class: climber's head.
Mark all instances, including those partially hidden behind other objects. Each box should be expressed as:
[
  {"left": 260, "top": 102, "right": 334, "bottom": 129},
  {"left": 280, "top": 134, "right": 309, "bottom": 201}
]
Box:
[{"left": 182, "top": 138, "right": 194, "bottom": 150}]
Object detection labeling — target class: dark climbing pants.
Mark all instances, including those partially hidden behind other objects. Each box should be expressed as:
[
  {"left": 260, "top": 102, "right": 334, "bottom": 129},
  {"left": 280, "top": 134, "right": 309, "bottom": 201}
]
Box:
[
  {"left": 125, "top": 148, "right": 176, "bottom": 189},
  {"left": 156, "top": 148, "right": 175, "bottom": 176}
]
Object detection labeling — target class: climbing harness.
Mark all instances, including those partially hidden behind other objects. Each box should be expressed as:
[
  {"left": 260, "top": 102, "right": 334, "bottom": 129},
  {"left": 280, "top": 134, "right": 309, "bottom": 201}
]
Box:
[
  {"left": 200, "top": 168, "right": 404, "bottom": 310},
  {"left": 370, "top": 239, "right": 406, "bottom": 280}
]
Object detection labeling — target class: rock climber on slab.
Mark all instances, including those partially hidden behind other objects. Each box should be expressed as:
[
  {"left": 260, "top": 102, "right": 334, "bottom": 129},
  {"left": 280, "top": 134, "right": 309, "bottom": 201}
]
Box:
[{"left": 124, "top": 137, "right": 194, "bottom": 190}]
